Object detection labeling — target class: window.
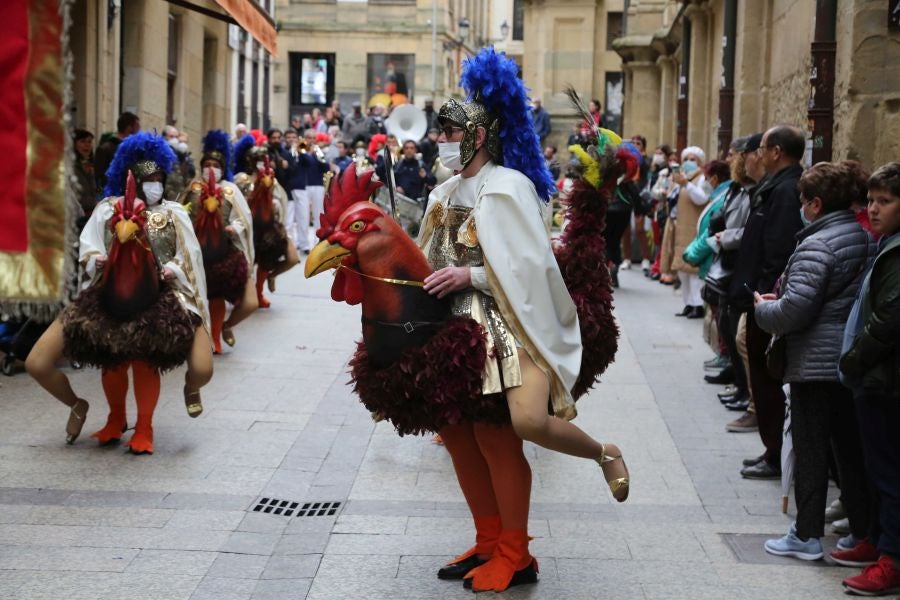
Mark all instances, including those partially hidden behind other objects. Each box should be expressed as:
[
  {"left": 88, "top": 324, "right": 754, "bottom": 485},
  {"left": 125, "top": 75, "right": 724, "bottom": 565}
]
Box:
[
  {"left": 512, "top": 0, "right": 524, "bottom": 41},
  {"left": 289, "top": 53, "right": 335, "bottom": 107},
  {"left": 607, "top": 12, "right": 623, "bottom": 49},
  {"left": 367, "top": 54, "right": 415, "bottom": 104}
]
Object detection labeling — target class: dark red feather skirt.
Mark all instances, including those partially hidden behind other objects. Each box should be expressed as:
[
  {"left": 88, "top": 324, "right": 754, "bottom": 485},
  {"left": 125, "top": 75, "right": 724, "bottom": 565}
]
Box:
[
  {"left": 554, "top": 178, "right": 620, "bottom": 400},
  {"left": 254, "top": 221, "right": 288, "bottom": 272},
  {"left": 349, "top": 317, "right": 511, "bottom": 436},
  {"left": 61, "top": 286, "right": 199, "bottom": 372},
  {"left": 205, "top": 246, "right": 249, "bottom": 303}
]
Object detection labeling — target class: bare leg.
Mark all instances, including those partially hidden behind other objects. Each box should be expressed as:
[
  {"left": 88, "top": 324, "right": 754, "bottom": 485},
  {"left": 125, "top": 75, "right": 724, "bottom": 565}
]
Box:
[
  {"left": 225, "top": 278, "right": 259, "bottom": 329},
  {"left": 185, "top": 326, "right": 213, "bottom": 393},
  {"left": 506, "top": 349, "right": 628, "bottom": 500},
  {"left": 25, "top": 319, "right": 79, "bottom": 408}
]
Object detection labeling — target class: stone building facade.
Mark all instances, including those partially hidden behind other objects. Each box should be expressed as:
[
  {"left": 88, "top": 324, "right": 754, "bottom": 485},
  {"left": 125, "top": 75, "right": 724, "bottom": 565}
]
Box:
[
  {"left": 69, "top": 0, "right": 274, "bottom": 156},
  {"left": 271, "top": 0, "right": 499, "bottom": 126},
  {"left": 614, "top": 0, "right": 899, "bottom": 169}
]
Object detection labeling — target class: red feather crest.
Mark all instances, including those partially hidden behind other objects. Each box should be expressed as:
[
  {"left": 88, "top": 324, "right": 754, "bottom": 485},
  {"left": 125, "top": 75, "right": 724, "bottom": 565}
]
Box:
[{"left": 316, "top": 164, "right": 382, "bottom": 240}]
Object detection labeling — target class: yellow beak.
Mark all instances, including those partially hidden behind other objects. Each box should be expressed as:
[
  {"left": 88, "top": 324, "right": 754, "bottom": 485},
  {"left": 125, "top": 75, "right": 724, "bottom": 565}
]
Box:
[
  {"left": 115, "top": 220, "right": 140, "bottom": 244},
  {"left": 304, "top": 240, "right": 350, "bottom": 278},
  {"left": 203, "top": 196, "right": 219, "bottom": 213}
]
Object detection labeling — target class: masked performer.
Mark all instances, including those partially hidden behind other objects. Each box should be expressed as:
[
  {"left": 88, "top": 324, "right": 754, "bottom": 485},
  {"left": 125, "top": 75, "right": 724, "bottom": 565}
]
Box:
[
  {"left": 178, "top": 130, "right": 257, "bottom": 354},
  {"left": 233, "top": 134, "right": 299, "bottom": 308},
  {"left": 304, "top": 49, "right": 628, "bottom": 592},
  {"left": 26, "top": 132, "right": 213, "bottom": 454}
]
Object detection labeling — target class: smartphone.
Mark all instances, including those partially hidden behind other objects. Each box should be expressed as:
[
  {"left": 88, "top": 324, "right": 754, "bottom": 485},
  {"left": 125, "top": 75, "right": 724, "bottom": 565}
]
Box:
[
  {"left": 671, "top": 165, "right": 680, "bottom": 173},
  {"left": 743, "top": 282, "right": 755, "bottom": 295}
]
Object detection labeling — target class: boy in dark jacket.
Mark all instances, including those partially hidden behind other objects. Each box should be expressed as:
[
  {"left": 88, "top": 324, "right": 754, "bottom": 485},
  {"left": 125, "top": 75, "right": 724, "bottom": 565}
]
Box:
[{"left": 839, "top": 162, "right": 900, "bottom": 596}]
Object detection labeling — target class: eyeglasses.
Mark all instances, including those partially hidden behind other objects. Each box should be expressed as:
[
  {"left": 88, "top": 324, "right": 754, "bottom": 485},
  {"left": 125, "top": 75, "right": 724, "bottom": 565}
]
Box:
[
  {"left": 756, "top": 144, "right": 779, "bottom": 155},
  {"left": 440, "top": 126, "right": 464, "bottom": 138}
]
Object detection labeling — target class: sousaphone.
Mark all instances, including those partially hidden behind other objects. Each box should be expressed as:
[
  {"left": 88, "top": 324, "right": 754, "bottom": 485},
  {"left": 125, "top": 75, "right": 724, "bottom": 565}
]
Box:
[{"left": 385, "top": 104, "right": 428, "bottom": 144}]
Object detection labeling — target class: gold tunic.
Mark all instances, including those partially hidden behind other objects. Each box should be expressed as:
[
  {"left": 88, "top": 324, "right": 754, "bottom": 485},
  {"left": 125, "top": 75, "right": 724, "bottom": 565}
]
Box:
[{"left": 427, "top": 204, "right": 522, "bottom": 394}]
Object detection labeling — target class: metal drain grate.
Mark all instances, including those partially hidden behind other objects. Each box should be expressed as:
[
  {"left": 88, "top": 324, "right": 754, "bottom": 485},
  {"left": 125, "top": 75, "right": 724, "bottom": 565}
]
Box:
[{"left": 251, "top": 498, "right": 342, "bottom": 518}]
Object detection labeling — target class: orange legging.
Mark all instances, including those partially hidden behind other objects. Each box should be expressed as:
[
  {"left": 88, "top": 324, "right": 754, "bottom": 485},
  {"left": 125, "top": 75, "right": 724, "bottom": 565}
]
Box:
[
  {"left": 94, "top": 361, "right": 160, "bottom": 453},
  {"left": 439, "top": 423, "right": 531, "bottom": 554},
  {"left": 209, "top": 298, "right": 226, "bottom": 353},
  {"left": 256, "top": 266, "right": 270, "bottom": 307}
]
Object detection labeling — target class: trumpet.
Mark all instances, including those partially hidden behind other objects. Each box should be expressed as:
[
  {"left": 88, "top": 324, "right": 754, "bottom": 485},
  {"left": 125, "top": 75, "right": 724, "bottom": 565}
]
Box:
[{"left": 297, "top": 139, "right": 310, "bottom": 153}]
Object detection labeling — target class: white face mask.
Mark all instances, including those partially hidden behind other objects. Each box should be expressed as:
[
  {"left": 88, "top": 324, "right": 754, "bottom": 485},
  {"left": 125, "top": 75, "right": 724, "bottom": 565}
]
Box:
[
  {"left": 210, "top": 167, "right": 223, "bottom": 182},
  {"left": 142, "top": 181, "right": 164, "bottom": 205},
  {"left": 255, "top": 161, "right": 265, "bottom": 171},
  {"left": 177, "top": 142, "right": 189, "bottom": 154},
  {"left": 652, "top": 154, "right": 666, "bottom": 167},
  {"left": 438, "top": 142, "right": 463, "bottom": 171}
]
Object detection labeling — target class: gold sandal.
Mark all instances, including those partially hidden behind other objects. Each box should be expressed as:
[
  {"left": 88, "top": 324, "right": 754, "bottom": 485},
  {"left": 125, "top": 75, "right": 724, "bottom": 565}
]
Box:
[
  {"left": 222, "top": 327, "right": 236, "bottom": 347},
  {"left": 184, "top": 386, "right": 203, "bottom": 418},
  {"left": 597, "top": 443, "right": 630, "bottom": 503},
  {"left": 65, "top": 399, "right": 90, "bottom": 445}
]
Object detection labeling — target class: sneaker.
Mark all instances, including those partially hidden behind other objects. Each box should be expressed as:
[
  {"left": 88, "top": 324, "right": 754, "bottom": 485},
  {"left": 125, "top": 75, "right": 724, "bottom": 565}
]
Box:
[
  {"left": 825, "top": 498, "right": 846, "bottom": 523},
  {"left": 832, "top": 517, "right": 851, "bottom": 535},
  {"left": 839, "top": 534, "right": 862, "bottom": 551},
  {"left": 621, "top": 259, "right": 632, "bottom": 270},
  {"left": 764, "top": 527, "right": 824, "bottom": 561},
  {"left": 726, "top": 411, "right": 758, "bottom": 432},
  {"left": 641, "top": 259, "right": 650, "bottom": 274},
  {"left": 706, "top": 356, "right": 732, "bottom": 371},
  {"left": 843, "top": 555, "right": 900, "bottom": 596},
  {"left": 832, "top": 539, "right": 879, "bottom": 568}
]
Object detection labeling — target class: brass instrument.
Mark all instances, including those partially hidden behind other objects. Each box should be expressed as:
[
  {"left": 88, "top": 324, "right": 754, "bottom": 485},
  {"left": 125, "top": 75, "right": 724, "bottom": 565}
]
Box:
[{"left": 297, "top": 139, "right": 310, "bottom": 154}]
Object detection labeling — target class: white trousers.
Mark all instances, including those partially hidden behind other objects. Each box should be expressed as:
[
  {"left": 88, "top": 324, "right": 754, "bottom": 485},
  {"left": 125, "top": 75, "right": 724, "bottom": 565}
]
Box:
[
  {"left": 307, "top": 185, "right": 325, "bottom": 231},
  {"left": 287, "top": 189, "right": 310, "bottom": 250},
  {"left": 679, "top": 271, "right": 704, "bottom": 307}
]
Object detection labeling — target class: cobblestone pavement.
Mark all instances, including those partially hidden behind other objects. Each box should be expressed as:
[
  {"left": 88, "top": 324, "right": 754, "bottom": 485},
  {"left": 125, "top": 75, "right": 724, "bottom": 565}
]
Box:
[{"left": 0, "top": 262, "right": 852, "bottom": 599}]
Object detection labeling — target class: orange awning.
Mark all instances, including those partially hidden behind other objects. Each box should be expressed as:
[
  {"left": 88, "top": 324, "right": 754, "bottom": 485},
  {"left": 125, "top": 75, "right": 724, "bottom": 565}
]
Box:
[{"left": 215, "top": 0, "right": 277, "bottom": 55}]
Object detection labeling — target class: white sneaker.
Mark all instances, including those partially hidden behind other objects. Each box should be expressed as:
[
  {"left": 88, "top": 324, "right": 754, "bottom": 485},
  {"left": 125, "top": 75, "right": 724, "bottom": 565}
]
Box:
[
  {"left": 641, "top": 259, "right": 651, "bottom": 271},
  {"left": 621, "top": 259, "right": 632, "bottom": 270}
]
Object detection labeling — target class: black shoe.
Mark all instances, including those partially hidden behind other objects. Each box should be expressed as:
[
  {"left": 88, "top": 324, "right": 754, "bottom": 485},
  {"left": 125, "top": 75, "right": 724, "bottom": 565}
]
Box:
[
  {"left": 686, "top": 306, "right": 705, "bottom": 319},
  {"left": 650, "top": 272, "right": 661, "bottom": 281},
  {"left": 610, "top": 265, "right": 619, "bottom": 289},
  {"left": 742, "top": 453, "right": 765, "bottom": 467},
  {"left": 717, "top": 386, "right": 739, "bottom": 400},
  {"left": 673, "top": 278, "right": 682, "bottom": 290},
  {"left": 725, "top": 397, "right": 750, "bottom": 411},
  {"left": 438, "top": 555, "right": 486, "bottom": 580},
  {"left": 675, "top": 306, "right": 691, "bottom": 317},
  {"left": 463, "top": 559, "right": 539, "bottom": 590},
  {"left": 704, "top": 368, "right": 735, "bottom": 385},
  {"left": 719, "top": 390, "right": 749, "bottom": 405},
  {"left": 741, "top": 460, "right": 781, "bottom": 480}
]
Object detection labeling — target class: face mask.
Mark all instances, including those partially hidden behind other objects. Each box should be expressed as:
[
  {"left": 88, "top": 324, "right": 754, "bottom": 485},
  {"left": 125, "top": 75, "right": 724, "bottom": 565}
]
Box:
[
  {"left": 682, "top": 160, "right": 699, "bottom": 175},
  {"left": 800, "top": 206, "right": 812, "bottom": 227},
  {"left": 166, "top": 137, "right": 179, "bottom": 149},
  {"left": 177, "top": 142, "right": 189, "bottom": 154},
  {"left": 142, "top": 181, "right": 164, "bottom": 205},
  {"left": 210, "top": 167, "right": 222, "bottom": 182},
  {"left": 256, "top": 161, "right": 265, "bottom": 171},
  {"left": 355, "top": 148, "right": 365, "bottom": 157},
  {"left": 652, "top": 154, "right": 666, "bottom": 167},
  {"left": 438, "top": 142, "right": 463, "bottom": 171}
]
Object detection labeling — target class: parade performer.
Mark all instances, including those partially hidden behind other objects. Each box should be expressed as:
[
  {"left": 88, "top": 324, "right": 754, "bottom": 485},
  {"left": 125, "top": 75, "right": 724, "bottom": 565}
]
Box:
[
  {"left": 233, "top": 133, "right": 299, "bottom": 307},
  {"left": 178, "top": 130, "right": 257, "bottom": 353},
  {"left": 25, "top": 132, "right": 213, "bottom": 454},
  {"left": 305, "top": 48, "right": 628, "bottom": 592}
]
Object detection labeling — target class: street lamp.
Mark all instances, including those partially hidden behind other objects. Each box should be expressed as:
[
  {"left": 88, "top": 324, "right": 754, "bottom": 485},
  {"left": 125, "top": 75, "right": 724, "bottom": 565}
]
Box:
[
  {"left": 457, "top": 18, "right": 470, "bottom": 45},
  {"left": 499, "top": 20, "right": 510, "bottom": 41}
]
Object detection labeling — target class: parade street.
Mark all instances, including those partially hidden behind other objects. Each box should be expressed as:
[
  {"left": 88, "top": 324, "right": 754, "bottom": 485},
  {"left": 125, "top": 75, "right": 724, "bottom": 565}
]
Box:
[{"left": 0, "top": 265, "right": 851, "bottom": 600}]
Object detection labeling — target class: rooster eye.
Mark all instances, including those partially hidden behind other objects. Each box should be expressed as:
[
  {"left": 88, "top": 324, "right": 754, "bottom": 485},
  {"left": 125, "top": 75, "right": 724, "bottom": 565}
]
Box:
[{"left": 349, "top": 220, "right": 365, "bottom": 232}]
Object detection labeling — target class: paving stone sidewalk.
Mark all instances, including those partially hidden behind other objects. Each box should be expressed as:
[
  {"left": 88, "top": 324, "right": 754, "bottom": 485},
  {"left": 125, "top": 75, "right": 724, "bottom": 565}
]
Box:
[{"left": 0, "top": 263, "right": 852, "bottom": 599}]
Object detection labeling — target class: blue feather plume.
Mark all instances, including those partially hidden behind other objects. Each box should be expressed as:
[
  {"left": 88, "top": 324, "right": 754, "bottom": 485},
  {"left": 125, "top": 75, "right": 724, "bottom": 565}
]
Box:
[
  {"left": 459, "top": 47, "right": 555, "bottom": 202},
  {"left": 103, "top": 131, "right": 177, "bottom": 197},
  {"left": 233, "top": 134, "right": 255, "bottom": 175},
  {"left": 202, "top": 129, "right": 234, "bottom": 182}
]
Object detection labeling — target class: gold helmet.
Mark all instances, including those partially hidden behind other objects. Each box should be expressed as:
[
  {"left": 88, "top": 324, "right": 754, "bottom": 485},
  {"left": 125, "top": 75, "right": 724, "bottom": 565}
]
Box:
[{"left": 437, "top": 97, "right": 501, "bottom": 168}]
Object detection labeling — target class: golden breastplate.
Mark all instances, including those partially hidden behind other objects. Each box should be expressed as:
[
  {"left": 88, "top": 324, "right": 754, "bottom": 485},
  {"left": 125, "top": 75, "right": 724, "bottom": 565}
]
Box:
[
  {"left": 145, "top": 207, "right": 177, "bottom": 265},
  {"left": 427, "top": 204, "right": 514, "bottom": 362}
]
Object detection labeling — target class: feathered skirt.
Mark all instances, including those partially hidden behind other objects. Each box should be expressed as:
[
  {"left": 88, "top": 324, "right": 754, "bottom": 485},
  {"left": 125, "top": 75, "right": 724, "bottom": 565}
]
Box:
[
  {"left": 205, "top": 245, "right": 249, "bottom": 303},
  {"left": 61, "top": 286, "right": 199, "bottom": 372},
  {"left": 348, "top": 317, "right": 511, "bottom": 436},
  {"left": 254, "top": 221, "right": 288, "bottom": 272}
]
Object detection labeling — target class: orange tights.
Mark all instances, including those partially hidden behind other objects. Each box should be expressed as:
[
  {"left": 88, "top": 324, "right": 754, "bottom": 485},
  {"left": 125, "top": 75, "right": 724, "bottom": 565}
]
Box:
[
  {"left": 256, "top": 266, "right": 270, "bottom": 308},
  {"left": 94, "top": 361, "right": 160, "bottom": 454},
  {"left": 209, "top": 298, "right": 227, "bottom": 354}
]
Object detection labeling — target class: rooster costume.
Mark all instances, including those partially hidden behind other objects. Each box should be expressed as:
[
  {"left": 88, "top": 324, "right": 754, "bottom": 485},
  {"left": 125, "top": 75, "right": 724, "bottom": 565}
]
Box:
[
  {"left": 178, "top": 130, "right": 256, "bottom": 354},
  {"left": 27, "top": 132, "right": 212, "bottom": 454},
  {"left": 233, "top": 133, "right": 298, "bottom": 308},
  {"left": 305, "top": 49, "right": 629, "bottom": 592}
]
